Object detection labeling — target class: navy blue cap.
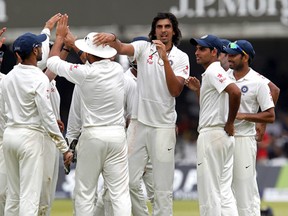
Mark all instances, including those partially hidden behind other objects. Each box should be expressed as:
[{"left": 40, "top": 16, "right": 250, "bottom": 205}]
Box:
[
  {"left": 13, "top": 32, "right": 47, "bottom": 55},
  {"left": 190, "top": 34, "right": 223, "bottom": 52},
  {"left": 220, "top": 39, "right": 231, "bottom": 48},
  {"left": 132, "top": 36, "right": 149, "bottom": 42},
  {"left": 224, "top": 40, "right": 255, "bottom": 60}
]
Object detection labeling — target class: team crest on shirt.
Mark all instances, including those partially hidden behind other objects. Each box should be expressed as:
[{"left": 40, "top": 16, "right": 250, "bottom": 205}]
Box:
[{"left": 241, "top": 85, "right": 248, "bottom": 93}]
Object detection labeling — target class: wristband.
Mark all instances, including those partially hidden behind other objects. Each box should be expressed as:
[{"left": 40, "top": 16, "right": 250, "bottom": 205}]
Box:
[{"left": 77, "top": 50, "right": 83, "bottom": 56}]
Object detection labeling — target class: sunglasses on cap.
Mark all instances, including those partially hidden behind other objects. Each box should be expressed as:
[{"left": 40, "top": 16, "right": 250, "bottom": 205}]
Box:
[{"left": 228, "top": 42, "right": 248, "bottom": 56}]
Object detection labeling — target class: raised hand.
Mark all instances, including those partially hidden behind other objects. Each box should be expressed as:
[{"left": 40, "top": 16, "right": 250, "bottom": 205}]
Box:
[
  {"left": 152, "top": 39, "right": 167, "bottom": 61},
  {"left": 44, "top": 13, "right": 62, "bottom": 31},
  {"left": 0, "top": 27, "right": 7, "bottom": 48},
  {"left": 64, "top": 28, "right": 77, "bottom": 48},
  {"left": 93, "top": 32, "right": 116, "bottom": 46},
  {"left": 56, "top": 14, "right": 69, "bottom": 39},
  {"left": 185, "top": 76, "right": 200, "bottom": 91}
]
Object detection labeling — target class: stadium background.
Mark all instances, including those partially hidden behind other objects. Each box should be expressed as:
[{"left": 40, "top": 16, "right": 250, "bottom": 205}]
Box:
[{"left": 1, "top": 0, "right": 288, "bottom": 206}]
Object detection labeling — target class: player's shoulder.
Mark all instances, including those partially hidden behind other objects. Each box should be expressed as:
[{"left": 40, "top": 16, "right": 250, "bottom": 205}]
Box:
[
  {"left": 248, "top": 68, "right": 269, "bottom": 83},
  {"left": 0, "top": 72, "right": 6, "bottom": 80},
  {"left": 173, "top": 46, "right": 187, "bottom": 55}
]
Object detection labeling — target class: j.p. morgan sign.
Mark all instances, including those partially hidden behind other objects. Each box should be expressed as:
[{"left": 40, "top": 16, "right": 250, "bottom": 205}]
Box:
[
  {"left": 1, "top": 0, "right": 288, "bottom": 26},
  {"left": 170, "top": 0, "right": 288, "bottom": 26}
]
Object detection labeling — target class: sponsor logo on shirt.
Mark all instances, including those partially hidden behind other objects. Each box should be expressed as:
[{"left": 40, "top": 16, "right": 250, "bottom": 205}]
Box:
[
  {"left": 70, "top": 64, "right": 79, "bottom": 71},
  {"left": 183, "top": 65, "right": 189, "bottom": 75},
  {"left": 217, "top": 73, "right": 227, "bottom": 83}
]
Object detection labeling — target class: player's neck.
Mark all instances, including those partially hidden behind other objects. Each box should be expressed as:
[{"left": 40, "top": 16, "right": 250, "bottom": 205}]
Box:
[{"left": 233, "top": 66, "right": 250, "bottom": 80}]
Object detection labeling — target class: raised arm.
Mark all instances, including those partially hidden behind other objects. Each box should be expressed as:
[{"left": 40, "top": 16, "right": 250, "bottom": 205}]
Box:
[
  {"left": 0, "top": 27, "right": 6, "bottom": 48},
  {"left": 93, "top": 32, "right": 134, "bottom": 56}
]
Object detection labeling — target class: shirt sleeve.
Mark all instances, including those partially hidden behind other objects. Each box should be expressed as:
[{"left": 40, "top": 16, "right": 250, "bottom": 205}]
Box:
[
  {"left": 49, "top": 80, "right": 61, "bottom": 119},
  {"left": 47, "top": 56, "right": 88, "bottom": 85},
  {"left": 66, "top": 85, "right": 82, "bottom": 144},
  {"left": 0, "top": 76, "right": 6, "bottom": 137},
  {"left": 257, "top": 81, "right": 275, "bottom": 111},
  {"left": 37, "top": 28, "right": 51, "bottom": 71},
  {"left": 173, "top": 52, "right": 190, "bottom": 79},
  {"left": 208, "top": 66, "right": 233, "bottom": 93},
  {"left": 123, "top": 74, "right": 137, "bottom": 120},
  {"left": 34, "top": 75, "right": 68, "bottom": 153}
]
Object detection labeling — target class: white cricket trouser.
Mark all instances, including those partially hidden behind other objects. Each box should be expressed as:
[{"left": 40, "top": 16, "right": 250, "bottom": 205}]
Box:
[
  {"left": 142, "top": 161, "right": 154, "bottom": 203},
  {"left": 127, "top": 119, "right": 153, "bottom": 216},
  {"left": 0, "top": 136, "right": 7, "bottom": 216},
  {"left": 128, "top": 121, "right": 175, "bottom": 216},
  {"left": 232, "top": 136, "right": 260, "bottom": 216},
  {"left": 38, "top": 135, "right": 59, "bottom": 216},
  {"left": 94, "top": 119, "right": 155, "bottom": 216},
  {"left": 73, "top": 126, "right": 131, "bottom": 216},
  {"left": 94, "top": 185, "right": 114, "bottom": 216},
  {"left": 197, "top": 128, "right": 238, "bottom": 216},
  {"left": 3, "top": 127, "right": 44, "bottom": 216}
]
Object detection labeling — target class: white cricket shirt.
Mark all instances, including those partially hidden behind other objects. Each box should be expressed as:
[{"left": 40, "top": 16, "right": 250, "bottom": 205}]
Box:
[
  {"left": 0, "top": 64, "right": 68, "bottom": 153},
  {"left": 198, "top": 61, "right": 233, "bottom": 132},
  {"left": 124, "top": 68, "right": 137, "bottom": 121},
  {"left": 47, "top": 56, "right": 125, "bottom": 127},
  {"left": 0, "top": 72, "right": 6, "bottom": 137},
  {"left": 66, "top": 85, "right": 82, "bottom": 144},
  {"left": 131, "top": 41, "right": 190, "bottom": 127},
  {"left": 49, "top": 80, "right": 61, "bottom": 119},
  {"left": 227, "top": 68, "right": 274, "bottom": 136}
]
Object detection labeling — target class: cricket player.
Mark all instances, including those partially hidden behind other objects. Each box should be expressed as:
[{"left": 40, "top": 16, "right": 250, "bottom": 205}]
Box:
[
  {"left": 224, "top": 40, "right": 275, "bottom": 216},
  {"left": 94, "top": 12, "right": 190, "bottom": 216},
  {"left": 36, "top": 13, "right": 65, "bottom": 216},
  {"left": 0, "top": 26, "right": 6, "bottom": 216},
  {"left": 46, "top": 15, "right": 131, "bottom": 216},
  {"left": 0, "top": 71, "right": 6, "bottom": 216},
  {"left": 186, "top": 34, "right": 241, "bottom": 216},
  {"left": 0, "top": 32, "right": 73, "bottom": 216}
]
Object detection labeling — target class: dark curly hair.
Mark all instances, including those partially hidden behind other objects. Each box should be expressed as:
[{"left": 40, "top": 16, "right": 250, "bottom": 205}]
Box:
[{"left": 148, "top": 12, "right": 182, "bottom": 46}]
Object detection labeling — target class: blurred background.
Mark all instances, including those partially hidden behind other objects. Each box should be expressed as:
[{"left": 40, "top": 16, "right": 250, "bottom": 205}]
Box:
[{"left": 1, "top": 0, "right": 288, "bottom": 203}]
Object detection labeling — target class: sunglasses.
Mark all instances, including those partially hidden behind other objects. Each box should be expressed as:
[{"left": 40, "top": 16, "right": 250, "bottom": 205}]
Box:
[{"left": 228, "top": 42, "right": 248, "bottom": 56}]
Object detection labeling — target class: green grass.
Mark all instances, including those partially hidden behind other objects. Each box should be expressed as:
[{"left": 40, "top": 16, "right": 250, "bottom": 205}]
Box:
[{"left": 51, "top": 199, "right": 288, "bottom": 216}]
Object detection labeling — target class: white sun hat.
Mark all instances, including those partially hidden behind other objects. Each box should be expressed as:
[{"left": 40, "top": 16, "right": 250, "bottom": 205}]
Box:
[{"left": 75, "top": 32, "right": 117, "bottom": 59}]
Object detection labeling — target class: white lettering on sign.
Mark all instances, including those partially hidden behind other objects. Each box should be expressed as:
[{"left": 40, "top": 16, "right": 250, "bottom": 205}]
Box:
[
  {"left": 170, "top": 0, "right": 288, "bottom": 26},
  {"left": 0, "top": 0, "right": 8, "bottom": 22}
]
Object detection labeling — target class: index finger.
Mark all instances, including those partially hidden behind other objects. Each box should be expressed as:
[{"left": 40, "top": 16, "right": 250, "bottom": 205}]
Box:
[{"left": 0, "top": 27, "right": 7, "bottom": 37}]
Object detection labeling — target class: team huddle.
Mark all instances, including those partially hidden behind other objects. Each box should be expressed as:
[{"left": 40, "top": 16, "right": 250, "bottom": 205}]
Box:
[{"left": 0, "top": 11, "right": 279, "bottom": 216}]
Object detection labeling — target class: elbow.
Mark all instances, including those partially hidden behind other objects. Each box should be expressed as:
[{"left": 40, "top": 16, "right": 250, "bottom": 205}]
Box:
[
  {"left": 267, "top": 112, "right": 275, "bottom": 123},
  {"left": 171, "top": 91, "right": 181, "bottom": 97},
  {"left": 170, "top": 87, "right": 183, "bottom": 97},
  {"left": 267, "top": 115, "right": 275, "bottom": 123}
]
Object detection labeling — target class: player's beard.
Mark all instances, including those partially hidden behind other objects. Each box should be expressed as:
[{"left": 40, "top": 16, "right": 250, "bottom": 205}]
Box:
[{"left": 36, "top": 52, "right": 42, "bottom": 62}]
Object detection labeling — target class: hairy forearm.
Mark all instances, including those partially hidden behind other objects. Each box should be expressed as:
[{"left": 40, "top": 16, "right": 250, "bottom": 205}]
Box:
[
  {"left": 164, "top": 61, "right": 184, "bottom": 97},
  {"left": 237, "top": 110, "right": 275, "bottom": 123}
]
